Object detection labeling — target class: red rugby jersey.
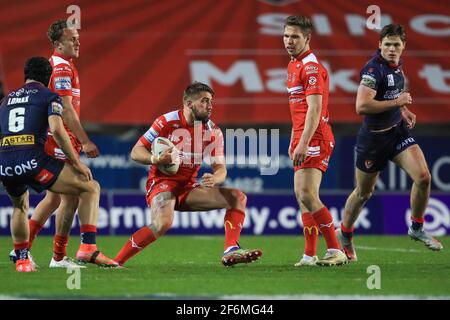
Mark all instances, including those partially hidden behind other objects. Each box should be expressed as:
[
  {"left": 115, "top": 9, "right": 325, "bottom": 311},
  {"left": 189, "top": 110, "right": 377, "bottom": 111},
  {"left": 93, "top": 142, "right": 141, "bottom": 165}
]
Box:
[
  {"left": 287, "top": 50, "right": 334, "bottom": 142},
  {"left": 49, "top": 51, "right": 80, "bottom": 139},
  {"left": 140, "top": 109, "right": 224, "bottom": 185}
]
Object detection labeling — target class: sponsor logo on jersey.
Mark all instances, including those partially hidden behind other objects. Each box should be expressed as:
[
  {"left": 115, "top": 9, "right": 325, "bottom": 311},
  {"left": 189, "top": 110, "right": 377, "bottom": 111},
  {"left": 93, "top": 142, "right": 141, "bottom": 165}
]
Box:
[
  {"left": 34, "top": 168, "right": 54, "bottom": 185},
  {"left": 305, "top": 64, "right": 319, "bottom": 74},
  {"left": 383, "top": 88, "right": 401, "bottom": 100},
  {"left": 0, "top": 134, "right": 35, "bottom": 147},
  {"left": 8, "top": 88, "right": 37, "bottom": 97},
  {"left": 156, "top": 119, "right": 164, "bottom": 129},
  {"left": 396, "top": 137, "right": 415, "bottom": 151},
  {"left": 0, "top": 159, "right": 38, "bottom": 177},
  {"left": 144, "top": 127, "right": 159, "bottom": 143},
  {"left": 54, "top": 77, "right": 72, "bottom": 90}
]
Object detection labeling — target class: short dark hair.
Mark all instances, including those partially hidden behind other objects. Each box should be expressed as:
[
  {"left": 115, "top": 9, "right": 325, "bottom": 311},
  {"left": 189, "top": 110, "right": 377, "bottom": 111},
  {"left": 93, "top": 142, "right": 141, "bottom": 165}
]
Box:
[
  {"left": 380, "top": 24, "right": 406, "bottom": 42},
  {"left": 47, "top": 19, "right": 68, "bottom": 46},
  {"left": 284, "top": 15, "right": 313, "bottom": 37},
  {"left": 24, "top": 56, "right": 52, "bottom": 87},
  {"left": 183, "top": 82, "right": 214, "bottom": 102}
]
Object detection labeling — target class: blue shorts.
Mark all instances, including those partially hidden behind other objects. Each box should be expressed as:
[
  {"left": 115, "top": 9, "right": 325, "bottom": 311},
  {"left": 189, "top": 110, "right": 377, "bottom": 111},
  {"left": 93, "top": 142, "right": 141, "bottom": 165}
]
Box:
[
  {"left": 355, "top": 120, "right": 417, "bottom": 173},
  {"left": 0, "top": 146, "right": 65, "bottom": 197}
]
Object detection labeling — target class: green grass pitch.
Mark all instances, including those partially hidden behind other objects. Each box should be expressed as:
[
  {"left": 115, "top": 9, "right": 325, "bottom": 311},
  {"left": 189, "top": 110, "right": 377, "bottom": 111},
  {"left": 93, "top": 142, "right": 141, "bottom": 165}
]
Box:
[{"left": 0, "top": 235, "right": 449, "bottom": 299}]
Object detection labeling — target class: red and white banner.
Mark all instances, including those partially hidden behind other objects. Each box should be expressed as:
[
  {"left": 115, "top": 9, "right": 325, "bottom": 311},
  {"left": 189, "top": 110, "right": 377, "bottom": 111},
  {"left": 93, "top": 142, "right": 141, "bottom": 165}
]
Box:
[{"left": 0, "top": 0, "right": 448, "bottom": 125}]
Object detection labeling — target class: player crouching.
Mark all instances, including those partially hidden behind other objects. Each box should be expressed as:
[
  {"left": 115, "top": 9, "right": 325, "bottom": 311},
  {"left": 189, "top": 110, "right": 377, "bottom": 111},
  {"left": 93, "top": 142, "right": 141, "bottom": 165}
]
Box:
[{"left": 113, "top": 82, "right": 262, "bottom": 267}]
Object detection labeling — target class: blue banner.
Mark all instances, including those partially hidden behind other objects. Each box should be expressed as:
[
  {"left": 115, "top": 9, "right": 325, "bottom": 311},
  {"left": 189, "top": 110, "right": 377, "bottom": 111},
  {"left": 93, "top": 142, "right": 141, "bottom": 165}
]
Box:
[
  {"left": 1, "top": 192, "right": 449, "bottom": 236},
  {"left": 83, "top": 135, "right": 450, "bottom": 193}
]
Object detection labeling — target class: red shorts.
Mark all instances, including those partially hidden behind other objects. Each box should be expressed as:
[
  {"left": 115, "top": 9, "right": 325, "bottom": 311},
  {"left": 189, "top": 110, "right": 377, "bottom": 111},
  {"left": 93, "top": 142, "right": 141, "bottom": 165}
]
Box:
[
  {"left": 291, "top": 139, "right": 334, "bottom": 173},
  {"left": 146, "top": 179, "right": 200, "bottom": 211},
  {"left": 45, "top": 134, "right": 82, "bottom": 163}
]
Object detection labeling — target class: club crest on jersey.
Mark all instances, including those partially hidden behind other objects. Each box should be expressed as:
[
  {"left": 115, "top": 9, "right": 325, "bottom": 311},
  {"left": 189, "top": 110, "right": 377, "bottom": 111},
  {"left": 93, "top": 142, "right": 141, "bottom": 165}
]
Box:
[
  {"left": 308, "top": 76, "right": 317, "bottom": 85},
  {"left": 365, "top": 160, "right": 374, "bottom": 169},
  {"left": 159, "top": 183, "right": 168, "bottom": 190}
]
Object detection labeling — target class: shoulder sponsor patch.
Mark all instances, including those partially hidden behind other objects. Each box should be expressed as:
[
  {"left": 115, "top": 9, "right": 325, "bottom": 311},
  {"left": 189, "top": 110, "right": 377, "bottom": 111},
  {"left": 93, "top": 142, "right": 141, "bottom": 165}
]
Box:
[
  {"left": 54, "top": 76, "right": 72, "bottom": 90},
  {"left": 144, "top": 127, "right": 159, "bottom": 142},
  {"left": 305, "top": 64, "right": 319, "bottom": 75},
  {"left": 51, "top": 101, "right": 63, "bottom": 115},
  {"left": 361, "top": 74, "right": 377, "bottom": 89}
]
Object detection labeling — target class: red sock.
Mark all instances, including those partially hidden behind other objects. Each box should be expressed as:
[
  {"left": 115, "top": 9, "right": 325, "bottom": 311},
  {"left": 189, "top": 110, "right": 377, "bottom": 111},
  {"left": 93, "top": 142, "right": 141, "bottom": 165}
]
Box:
[
  {"left": 28, "top": 219, "right": 44, "bottom": 249},
  {"left": 411, "top": 216, "right": 425, "bottom": 224},
  {"left": 223, "top": 209, "right": 245, "bottom": 251},
  {"left": 340, "top": 222, "right": 355, "bottom": 239},
  {"left": 14, "top": 241, "right": 29, "bottom": 251},
  {"left": 53, "top": 235, "right": 69, "bottom": 261},
  {"left": 312, "top": 207, "right": 340, "bottom": 250},
  {"left": 340, "top": 222, "right": 355, "bottom": 233},
  {"left": 301, "top": 213, "right": 318, "bottom": 257},
  {"left": 114, "top": 226, "right": 156, "bottom": 265}
]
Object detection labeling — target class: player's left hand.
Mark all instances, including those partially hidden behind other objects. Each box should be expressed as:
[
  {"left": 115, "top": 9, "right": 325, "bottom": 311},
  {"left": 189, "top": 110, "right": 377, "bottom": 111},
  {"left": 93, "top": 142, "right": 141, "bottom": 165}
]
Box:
[
  {"left": 401, "top": 108, "right": 416, "bottom": 129},
  {"left": 82, "top": 140, "right": 100, "bottom": 158},
  {"left": 293, "top": 142, "right": 308, "bottom": 167},
  {"left": 201, "top": 173, "right": 216, "bottom": 188}
]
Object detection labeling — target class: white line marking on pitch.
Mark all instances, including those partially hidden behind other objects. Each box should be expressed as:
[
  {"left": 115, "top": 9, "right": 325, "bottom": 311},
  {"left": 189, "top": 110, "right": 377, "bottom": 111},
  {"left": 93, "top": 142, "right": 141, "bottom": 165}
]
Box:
[{"left": 355, "top": 245, "right": 422, "bottom": 253}]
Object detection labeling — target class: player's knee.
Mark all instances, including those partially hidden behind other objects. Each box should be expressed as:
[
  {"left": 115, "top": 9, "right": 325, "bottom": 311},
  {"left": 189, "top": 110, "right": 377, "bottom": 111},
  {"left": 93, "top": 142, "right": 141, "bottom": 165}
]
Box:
[
  {"left": 415, "top": 170, "right": 431, "bottom": 187},
  {"left": 229, "top": 189, "right": 246, "bottom": 210},
  {"left": 296, "top": 189, "right": 315, "bottom": 207},
  {"left": 356, "top": 188, "right": 373, "bottom": 202},
  {"left": 84, "top": 180, "right": 100, "bottom": 195},
  {"left": 13, "top": 199, "right": 29, "bottom": 215}
]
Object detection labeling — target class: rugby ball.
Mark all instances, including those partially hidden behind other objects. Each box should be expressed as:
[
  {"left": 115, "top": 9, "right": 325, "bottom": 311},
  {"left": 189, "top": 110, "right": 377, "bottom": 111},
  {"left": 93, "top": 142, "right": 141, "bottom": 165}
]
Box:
[{"left": 151, "top": 137, "right": 180, "bottom": 175}]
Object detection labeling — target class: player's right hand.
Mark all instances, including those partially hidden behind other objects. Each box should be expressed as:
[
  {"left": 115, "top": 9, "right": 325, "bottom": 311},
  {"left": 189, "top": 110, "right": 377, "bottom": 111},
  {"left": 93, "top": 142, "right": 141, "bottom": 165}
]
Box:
[
  {"left": 156, "top": 147, "right": 176, "bottom": 165},
  {"left": 396, "top": 92, "right": 412, "bottom": 107},
  {"left": 73, "top": 161, "right": 93, "bottom": 181},
  {"left": 288, "top": 144, "right": 293, "bottom": 160},
  {"left": 82, "top": 140, "right": 100, "bottom": 158}
]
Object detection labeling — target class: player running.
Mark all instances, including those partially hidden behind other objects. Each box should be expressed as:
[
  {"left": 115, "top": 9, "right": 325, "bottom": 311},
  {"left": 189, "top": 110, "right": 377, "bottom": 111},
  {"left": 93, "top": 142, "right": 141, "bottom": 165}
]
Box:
[
  {"left": 337, "top": 24, "right": 443, "bottom": 261},
  {"left": 113, "top": 82, "right": 262, "bottom": 267},
  {"left": 284, "top": 16, "right": 347, "bottom": 267},
  {"left": 0, "top": 57, "right": 117, "bottom": 272}
]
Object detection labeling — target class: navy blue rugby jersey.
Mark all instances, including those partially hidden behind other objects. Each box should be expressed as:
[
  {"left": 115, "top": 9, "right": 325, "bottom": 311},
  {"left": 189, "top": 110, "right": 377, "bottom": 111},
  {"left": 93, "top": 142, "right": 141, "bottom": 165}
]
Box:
[
  {"left": 359, "top": 49, "right": 405, "bottom": 130},
  {"left": 0, "top": 82, "right": 63, "bottom": 149}
]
